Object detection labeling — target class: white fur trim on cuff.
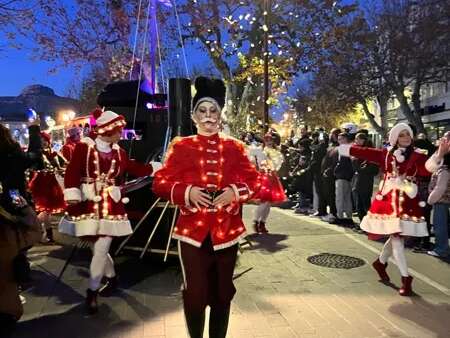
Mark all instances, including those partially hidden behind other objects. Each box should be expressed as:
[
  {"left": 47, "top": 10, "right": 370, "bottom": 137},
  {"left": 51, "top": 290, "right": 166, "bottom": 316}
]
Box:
[
  {"left": 338, "top": 144, "right": 351, "bottom": 157},
  {"left": 150, "top": 161, "right": 163, "bottom": 174},
  {"left": 170, "top": 182, "right": 179, "bottom": 204},
  {"left": 185, "top": 185, "right": 193, "bottom": 207},
  {"left": 229, "top": 184, "right": 240, "bottom": 201},
  {"left": 64, "top": 187, "right": 82, "bottom": 202}
]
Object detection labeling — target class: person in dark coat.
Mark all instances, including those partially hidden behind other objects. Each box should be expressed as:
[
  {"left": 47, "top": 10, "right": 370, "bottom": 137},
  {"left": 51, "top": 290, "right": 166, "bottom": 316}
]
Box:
[
  {"left": 0, "top": 119, "right": 42, "bottom": 337},
  {"left": 292, "top": 138, "right": 313, "bottom": 214},
  {"left": 331, "top": 133, "right": 355, "bottom": 226},
  {"left": 351, "top": 133, "right": 379, "bottom": 231},
  {"left": 305, "top": 131, "right": 328, "bottom": 216},
  {"left": 320, "top": 128, "right": 340, "bottom": 222}
]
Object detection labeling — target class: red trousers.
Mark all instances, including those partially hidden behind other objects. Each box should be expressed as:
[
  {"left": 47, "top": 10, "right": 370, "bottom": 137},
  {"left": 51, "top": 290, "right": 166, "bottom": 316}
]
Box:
[{"left": 179, "top": 235, "right": 238, "bottom": 314}]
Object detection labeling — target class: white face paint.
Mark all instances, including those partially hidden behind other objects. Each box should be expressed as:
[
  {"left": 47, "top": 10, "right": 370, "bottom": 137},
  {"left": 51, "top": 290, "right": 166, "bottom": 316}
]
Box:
[{"left": 192, "top": 101, "right": 221, "bottom": 136}]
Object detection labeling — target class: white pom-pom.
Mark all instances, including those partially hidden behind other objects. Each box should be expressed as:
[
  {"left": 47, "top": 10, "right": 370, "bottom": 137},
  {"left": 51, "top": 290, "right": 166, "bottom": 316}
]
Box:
[
  {"left": 419, "top": 201, "right": 426, "bottom": 207},
  {"left": 375, "top": 194, "right": 383, "bottom": 201},
  {"left": 93, "top": 195, "right": 102, "bottom": 202},
  {"left": 121, "top": 197, "right": 130, "bottom": 204},
  {"left": 393, "top": 149, "right": 405, "bottom": 163}
]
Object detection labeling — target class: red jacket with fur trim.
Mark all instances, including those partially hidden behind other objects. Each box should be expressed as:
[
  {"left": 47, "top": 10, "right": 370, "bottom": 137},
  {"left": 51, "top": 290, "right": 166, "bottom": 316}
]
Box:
[
  {"left": 59, "top": 137, "right": 153, "bottom": 237},
  {"left": 152, "top": 133, "right": 261, "bottom": 250},
  {"left": 345, "top": 145, "right": 430, "bottom": 237}
]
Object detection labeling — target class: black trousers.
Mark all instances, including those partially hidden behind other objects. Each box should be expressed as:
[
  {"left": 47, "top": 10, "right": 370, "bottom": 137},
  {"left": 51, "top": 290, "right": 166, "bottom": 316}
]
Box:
[
  {"left": 322, "top": 177, "right": 337, "bottom": 216},
  {"left": 179, "top": 235, "right": 238, "bottom": 314},
  {"left": 314, "top": 174, "right": 327, "bottom": 215},
  {"left": 354, "top": 185, "right": 373, "bottom": 221}
]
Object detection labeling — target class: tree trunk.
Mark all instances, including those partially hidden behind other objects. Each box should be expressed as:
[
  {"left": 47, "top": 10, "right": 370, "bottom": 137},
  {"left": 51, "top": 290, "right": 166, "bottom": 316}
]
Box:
[
  {"left": 238, "top": 80, "right": 252, "bottom": 116},
  {"left": 225, "top": 81, "right": 237, "bottom": 116},
  {"left": 360, "top": 99, "right": 387, "bottom": 137},
  {"left": 410, "top": 81, "right": 426, "bottom": 135},
  {"left": 377, "top": 95, "right": 389, "bottom": 134},
  {"left": 394, "top": 87, "right": 426, "bottom": 134}
]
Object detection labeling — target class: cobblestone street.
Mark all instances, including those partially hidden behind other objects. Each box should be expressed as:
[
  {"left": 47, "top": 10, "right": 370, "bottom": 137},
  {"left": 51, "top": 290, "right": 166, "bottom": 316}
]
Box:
[{"left": 12, "top": 206, "right": 450, "bottom": 338}]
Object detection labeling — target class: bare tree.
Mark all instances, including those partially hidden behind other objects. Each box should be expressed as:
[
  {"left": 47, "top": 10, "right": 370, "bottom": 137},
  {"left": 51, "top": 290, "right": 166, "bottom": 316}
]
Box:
[
  {"left": 160, "top": 0, "right": 359, "bottom": 133},
  {"left": 372, "top": 0, "right": 450, "bottom": 133}
]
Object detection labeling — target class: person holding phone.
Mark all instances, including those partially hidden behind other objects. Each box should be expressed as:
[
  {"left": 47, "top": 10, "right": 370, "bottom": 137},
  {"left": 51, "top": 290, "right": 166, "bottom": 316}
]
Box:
[{"left": 0, "top": 117, "right": 42, "bottom": 335}]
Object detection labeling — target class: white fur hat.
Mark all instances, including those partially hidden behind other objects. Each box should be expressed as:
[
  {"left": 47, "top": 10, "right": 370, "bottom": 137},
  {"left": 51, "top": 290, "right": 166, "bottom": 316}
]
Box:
[
  {"left": 389, "top": 123, "right": 413, "bottom": 146},
  {"left": 92, "top": 108, "right": 126, "bottom": 135}
]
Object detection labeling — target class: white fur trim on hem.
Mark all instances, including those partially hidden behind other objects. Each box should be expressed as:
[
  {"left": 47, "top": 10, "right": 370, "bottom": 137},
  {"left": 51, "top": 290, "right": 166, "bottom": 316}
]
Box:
[
  {"left": 171, "top": 233, "right": 202, "bottom": 247},
  {"left": 172, "top": 232, "right": 247, "bottom": 251},
  {"left": 360, "top": 216, "right": 428, "bottom": 237},
  {"left": 213, "top": 231, "right": 248, "bottom": 251},
  {"left": 58, "top": 217, "right": 132, "bottom": 237},
  {"left": 64, "top": 187, "right": 82, "bottom": 202}
]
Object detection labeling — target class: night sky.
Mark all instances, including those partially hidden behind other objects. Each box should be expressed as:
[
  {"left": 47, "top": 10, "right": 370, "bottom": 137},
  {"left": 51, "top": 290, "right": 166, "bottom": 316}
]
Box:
[{"left": 0, "top": 0, "right": 357, "bottom": 120}]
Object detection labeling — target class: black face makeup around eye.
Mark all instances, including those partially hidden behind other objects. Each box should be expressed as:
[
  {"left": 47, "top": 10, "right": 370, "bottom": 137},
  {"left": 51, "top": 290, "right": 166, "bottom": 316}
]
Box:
[{"left": 197, "top": 108, "right": 218, "bottom": 115}]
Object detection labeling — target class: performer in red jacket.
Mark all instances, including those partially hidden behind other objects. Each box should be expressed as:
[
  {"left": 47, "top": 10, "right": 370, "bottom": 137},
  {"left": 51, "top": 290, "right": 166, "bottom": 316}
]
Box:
[
  {"left": 59, "top": 108, "right": 161, "bottom": 314},
  {"left": 251, "top": 131, "right": 287, "bottom": 233},
  {"left": 28, "top": 131, "right": 66, "bottom": 242},
  {"left": 153, "top": 77, "right": 261, "bottom": 338},
  {"left": 61, "top": 126, "right": 81, "bottom": 162},
  {"left": 338, "top": 123, "right": 430, "bottom": 296}
]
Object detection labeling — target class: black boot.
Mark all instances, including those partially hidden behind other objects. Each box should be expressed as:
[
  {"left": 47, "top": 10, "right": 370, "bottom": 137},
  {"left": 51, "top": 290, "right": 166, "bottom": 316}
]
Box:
[
  {"left": 209, "top": 305, "right": 231, "bottom": 338},
  {"left": 0, "top": 312, "right": 17, "bottom": 338},
  {"left": 46, "top": 228, "right": 55, "bottom": 243},
  {"left": 184, "top": 309, "right": 205, "bottom": 338},
  {"left": 259, "top": 221, "right": 269, "bottom": 233},
  {"left": 98, "top": 276, "right": 118, "bottom": 297},
  {"left": 252, "top": 220, "right": 260, "bottom": 234},
  {"left": 86, "top": 289, "right": 98, "bottom": 315}
]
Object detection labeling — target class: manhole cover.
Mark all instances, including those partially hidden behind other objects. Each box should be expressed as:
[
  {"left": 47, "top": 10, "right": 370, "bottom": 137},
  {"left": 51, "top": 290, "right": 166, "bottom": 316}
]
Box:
[{"left": 307, "top": 253, "right": 365, "bottom": 269}]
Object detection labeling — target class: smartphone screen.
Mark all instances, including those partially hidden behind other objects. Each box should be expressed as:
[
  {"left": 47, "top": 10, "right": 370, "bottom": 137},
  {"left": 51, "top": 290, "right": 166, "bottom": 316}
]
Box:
[{"left": 9, "top": 189, "right": 21, "bottom": 202}]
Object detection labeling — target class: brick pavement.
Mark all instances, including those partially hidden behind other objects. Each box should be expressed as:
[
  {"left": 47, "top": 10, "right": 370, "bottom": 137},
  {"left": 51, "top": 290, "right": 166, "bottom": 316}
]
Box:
[{"left": 11, "top": 206, "right": 450, "bottom": 338}]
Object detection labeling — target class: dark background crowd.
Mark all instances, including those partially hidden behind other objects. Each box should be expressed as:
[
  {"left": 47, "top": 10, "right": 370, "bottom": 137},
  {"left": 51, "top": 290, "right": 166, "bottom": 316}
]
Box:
[{"left": 274, "top": 124, "right": 449, "bottom": 258}]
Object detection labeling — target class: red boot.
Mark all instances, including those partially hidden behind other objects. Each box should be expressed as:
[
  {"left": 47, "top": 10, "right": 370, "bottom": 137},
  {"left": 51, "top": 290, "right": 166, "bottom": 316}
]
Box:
[
  {"left": 259, "top": 221, "right": 269, "bottom": 233},
  {"left": 399, "top": 276, "right": 413, "bottom": 296},
  {"left": 372, "top": 258, "right": 390, "bottom": 282}
]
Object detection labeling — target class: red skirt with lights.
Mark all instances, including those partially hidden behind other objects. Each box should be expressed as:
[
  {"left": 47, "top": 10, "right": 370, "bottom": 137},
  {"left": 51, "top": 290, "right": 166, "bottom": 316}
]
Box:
[
  {"left": 253, "top": 171, "right": 287, "bottom": 203},
  {"left": 29, "top": 171, "right": 66, "bottom": 213}
]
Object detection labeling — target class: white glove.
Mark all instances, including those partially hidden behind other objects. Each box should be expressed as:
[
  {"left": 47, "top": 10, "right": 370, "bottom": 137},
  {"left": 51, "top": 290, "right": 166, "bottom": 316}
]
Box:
[
  {"left": 150, "top": 161, "right": 163, "bottom": 174},
  {"left": 108, "top": 186, "right": 122, "bottom": 203}
]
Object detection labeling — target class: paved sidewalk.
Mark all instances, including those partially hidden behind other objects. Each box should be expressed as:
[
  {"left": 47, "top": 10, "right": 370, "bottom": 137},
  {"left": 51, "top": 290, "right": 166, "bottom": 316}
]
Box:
[{"left": 12, "top": 206, "right": 450, "bottom": 338}]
